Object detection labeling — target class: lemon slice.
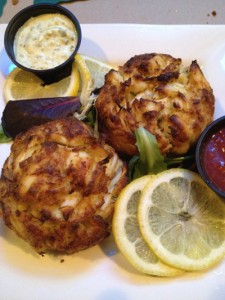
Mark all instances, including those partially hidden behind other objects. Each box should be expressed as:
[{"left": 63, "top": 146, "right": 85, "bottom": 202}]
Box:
[
  {"left": 112, "top": 175, "right": 183, "bottom": 276},
  {"left": 3, "top": 62, "right": 80, "bottom": 102},
  {"left": 138, "top": 168, "right": 225, "bottom": 271}
]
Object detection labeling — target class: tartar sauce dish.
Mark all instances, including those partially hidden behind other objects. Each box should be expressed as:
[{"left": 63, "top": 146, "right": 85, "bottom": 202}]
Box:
[
  {"left": 4, "top": 4, "right": 81, "bottom": 83},
  {"left": 196, "top": 116, "right": 225, "bottom": 199},
  {"left": 14, "top": 13, "right": 78, "bottom": 70}
]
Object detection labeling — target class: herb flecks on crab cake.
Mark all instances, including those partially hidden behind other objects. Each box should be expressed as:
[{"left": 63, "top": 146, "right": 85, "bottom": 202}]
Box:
[
  {"left": 0, "top": 118, "right": 127, "bottom": 254},
  {"left": 95, "top": 53, "right": 215, "bottom": 157}
]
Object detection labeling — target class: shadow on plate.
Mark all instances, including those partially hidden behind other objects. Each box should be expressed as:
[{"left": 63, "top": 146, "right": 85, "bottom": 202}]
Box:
[
  {"left": 79, "top": 35, "right": 113, "bottom": 64},
  {"left": 0, "top": 218, "right": 112, "bottom": 278},
  {"left": 0, "top": 48, "right": 15, "bottom": 78},
  {"left": 99, "top": 231, "right": 215, "bottom": 285}
]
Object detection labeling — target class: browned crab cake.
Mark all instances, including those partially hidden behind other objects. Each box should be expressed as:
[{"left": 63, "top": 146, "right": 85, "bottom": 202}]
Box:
[
  {"left": 0, "top": 118, "right": 127, "bottom": 254},
  {"left": 95, "top": 53, "right": 215, "bottom": 156}
]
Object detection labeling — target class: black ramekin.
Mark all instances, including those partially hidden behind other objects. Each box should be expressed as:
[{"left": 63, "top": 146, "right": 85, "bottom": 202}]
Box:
[
  {"left": 196, "top": 116, "right": 225, "bottom": 198},
  {"left": 4, "top": 3, "right": 82, "bottom": 84}
]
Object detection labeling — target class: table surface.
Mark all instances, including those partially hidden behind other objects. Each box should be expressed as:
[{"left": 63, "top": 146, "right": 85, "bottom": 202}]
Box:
[{"left": 0, "top": 0, "right": 224, "bottom": 24}]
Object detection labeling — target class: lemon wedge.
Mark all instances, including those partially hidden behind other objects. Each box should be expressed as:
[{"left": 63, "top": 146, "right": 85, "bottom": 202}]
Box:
[
  {"left": 3, "top": 62, "right": 80, "bottom": 102},
  {"left": 74, "top": 54, "right": 115, "bottom": 119},
  {"left": 138, "top": 168, "right": 225, "bottom": 271},
  {"left": 79, "top": 54, "right": 116, "bottom": 90},
  {"left": 74, "top": 54, "right": 94, "bottom": 107}
]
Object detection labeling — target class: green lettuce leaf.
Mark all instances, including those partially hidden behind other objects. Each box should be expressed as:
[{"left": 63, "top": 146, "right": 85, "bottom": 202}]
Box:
[
  {"left": 128, "top": 127, "right": 195, "bottom": 181},
  {"left": 129, "top": 127, "right": 167, "bottom": 180}
]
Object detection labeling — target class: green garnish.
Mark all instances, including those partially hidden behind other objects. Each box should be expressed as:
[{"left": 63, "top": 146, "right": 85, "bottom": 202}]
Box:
[
  {"left": 129, "top": 127, "right": 167, "bottom": 180},
  {"left": 0, "top": 124, "right": 11, "bottom": 143},
  {"left": 128, "top": 127, "right": 195, "bottom": 180}
]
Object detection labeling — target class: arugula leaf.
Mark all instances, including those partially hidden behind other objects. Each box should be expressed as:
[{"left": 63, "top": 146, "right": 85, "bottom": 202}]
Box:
[
  {"left": 129, "top": 127, "right": 167, "bottom": 180},
  {"left": 165, "top": 154, "right": 195, "bottom": 167},
  {"left": 0, "top": 124, "right": 11, "bottom": 143},
  {"left": 164, "top": 154, "right": 196, "bottom": 173},
  {"left": 85, "top": 106, "right": 96, "bottom": 127},
  {"left": 128, "top": 127, "right": 196, "bottom": 181}
]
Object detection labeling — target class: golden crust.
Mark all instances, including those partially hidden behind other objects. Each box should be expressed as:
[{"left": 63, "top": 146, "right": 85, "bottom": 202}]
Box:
[
  {"left": 95, "top": 53, "right": 215, "bottom": 156},
  {"left": 0, "top": 118, "right": 127, "bottom": 254}
]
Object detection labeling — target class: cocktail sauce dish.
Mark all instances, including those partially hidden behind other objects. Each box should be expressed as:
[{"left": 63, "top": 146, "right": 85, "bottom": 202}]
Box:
[{"left": 196, "top": 116, "right": 225, "bottom": 198}]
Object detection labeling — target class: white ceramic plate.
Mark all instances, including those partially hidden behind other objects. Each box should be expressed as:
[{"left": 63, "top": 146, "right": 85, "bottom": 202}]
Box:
[{"left": 0, "top": 24, "right": 225, "bottom": 300}]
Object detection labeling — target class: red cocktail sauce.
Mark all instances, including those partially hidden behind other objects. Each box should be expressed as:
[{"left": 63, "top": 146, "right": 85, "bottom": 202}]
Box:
[{"left": 202, "top": 127, "right": 225, "bottom": 191}]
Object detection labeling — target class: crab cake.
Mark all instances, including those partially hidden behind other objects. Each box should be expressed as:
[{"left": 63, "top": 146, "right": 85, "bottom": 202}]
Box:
[
  {"left": 0, "top": 118, "right": 127, "bottom": 254},
  {"left": 95, "top": 53, "right": 215, "bottom": 156}
]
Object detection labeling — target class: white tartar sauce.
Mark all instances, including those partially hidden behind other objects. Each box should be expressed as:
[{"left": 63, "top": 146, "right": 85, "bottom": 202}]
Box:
[{"left": 14, "top": 13, "right": 78, "bottom": 70}]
